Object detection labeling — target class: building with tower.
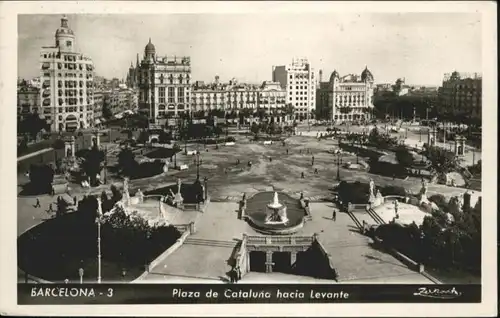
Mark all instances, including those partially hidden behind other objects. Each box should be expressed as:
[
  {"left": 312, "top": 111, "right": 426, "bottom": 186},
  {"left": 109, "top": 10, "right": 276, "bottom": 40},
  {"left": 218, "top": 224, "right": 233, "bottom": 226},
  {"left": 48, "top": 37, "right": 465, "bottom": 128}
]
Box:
[
  {"left": 316, "top": 67, "right": 375, "bottom": 122},
  {"left": 39, "top": 15, "right": 95, "bottom": 132},
  {"left": 137, "top": 39, "right": 192, "bottom": 123},
  {"left": 272, "top": 58, "right": 316, "bottom": 121}
]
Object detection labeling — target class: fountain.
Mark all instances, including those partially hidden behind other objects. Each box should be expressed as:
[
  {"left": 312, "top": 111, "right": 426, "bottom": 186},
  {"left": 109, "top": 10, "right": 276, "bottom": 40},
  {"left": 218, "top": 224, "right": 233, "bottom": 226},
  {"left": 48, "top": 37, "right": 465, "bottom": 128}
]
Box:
[
  {"left": 265, "top": 192, "right": 288, "bottom": 225},
  {"left": 244, "top": 191, "right": 305, "bottom": 234}
]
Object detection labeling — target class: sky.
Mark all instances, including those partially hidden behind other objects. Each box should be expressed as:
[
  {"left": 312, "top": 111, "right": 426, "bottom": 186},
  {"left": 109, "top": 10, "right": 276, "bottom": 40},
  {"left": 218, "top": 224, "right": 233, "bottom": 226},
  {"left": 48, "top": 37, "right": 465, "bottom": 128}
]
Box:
[{"left": 18, "top": 13, "right": 482, "bottom": 86}]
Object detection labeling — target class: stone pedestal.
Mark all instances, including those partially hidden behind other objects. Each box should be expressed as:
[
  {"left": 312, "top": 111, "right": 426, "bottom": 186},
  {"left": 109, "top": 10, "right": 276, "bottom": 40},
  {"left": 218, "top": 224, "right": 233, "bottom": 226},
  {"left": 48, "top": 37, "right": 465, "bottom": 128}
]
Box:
[
  {"left": 64, "top": 136, "right": 76, "bottom": 157},
  {"left": 428, "top": 129, "right": 437, "bottom": 147},
  {"left": 265, "top": 251, "right": 273, "bottom": 273},
  {"left": 454, "top": 136, "right": 466, "bottom": 156}
]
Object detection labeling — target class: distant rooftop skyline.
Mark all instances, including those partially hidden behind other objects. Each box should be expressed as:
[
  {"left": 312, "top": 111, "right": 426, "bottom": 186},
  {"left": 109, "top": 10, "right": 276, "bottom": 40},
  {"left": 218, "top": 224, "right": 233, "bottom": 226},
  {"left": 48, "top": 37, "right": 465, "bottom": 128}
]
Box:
[{"left": 18, "top": 13, "right": 482, "bottom": 86}]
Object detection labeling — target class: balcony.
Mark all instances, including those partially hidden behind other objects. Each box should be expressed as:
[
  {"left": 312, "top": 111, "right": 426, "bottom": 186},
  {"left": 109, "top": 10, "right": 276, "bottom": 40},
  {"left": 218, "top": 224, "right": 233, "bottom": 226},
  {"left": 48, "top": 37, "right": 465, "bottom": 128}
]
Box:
[
  {"left": 42, "top": 99, "right": 51, "bottom": 106},
  {"left": 42, "top": 81, "right": 50, "bottom": 88},
  {"left": 42, "top": 90, "right": 51, "bottom": 98}
]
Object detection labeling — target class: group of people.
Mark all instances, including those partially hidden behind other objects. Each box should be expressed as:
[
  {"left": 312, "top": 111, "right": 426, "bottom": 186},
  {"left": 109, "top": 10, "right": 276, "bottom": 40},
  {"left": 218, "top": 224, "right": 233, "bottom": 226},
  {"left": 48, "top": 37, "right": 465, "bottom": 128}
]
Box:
[{"left": 33, "top": 195, "right": 79, "bottom": 217}]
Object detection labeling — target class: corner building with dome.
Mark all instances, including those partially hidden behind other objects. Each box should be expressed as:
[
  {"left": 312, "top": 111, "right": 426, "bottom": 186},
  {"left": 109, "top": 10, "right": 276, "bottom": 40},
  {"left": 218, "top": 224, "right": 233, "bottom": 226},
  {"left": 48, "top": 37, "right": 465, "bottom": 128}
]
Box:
[
  {"left": 137, "top": 39, "right": 192, "bottom": 123},
  {"left": 316, "top": 67, "right": 375, "bottom": 122},
  {"left": 39, "top": 16, "right": 95, "bottom": 132}
]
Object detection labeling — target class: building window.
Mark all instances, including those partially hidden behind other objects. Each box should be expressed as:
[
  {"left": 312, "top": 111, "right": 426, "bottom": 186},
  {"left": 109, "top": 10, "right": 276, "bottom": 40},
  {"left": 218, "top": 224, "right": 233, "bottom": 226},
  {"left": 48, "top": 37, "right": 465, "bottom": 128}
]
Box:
[
  {"left": 178, "top": 87, "right": 185, "bottom": 103},
  {"left": 168, "top": 87, "right": 175, "bottom": 103},
  {"left": 159, "top": 87, "right": 166, "bottom": 103},
  {"left": 66, "top": 41, "right": 72, "bottom": 47}
]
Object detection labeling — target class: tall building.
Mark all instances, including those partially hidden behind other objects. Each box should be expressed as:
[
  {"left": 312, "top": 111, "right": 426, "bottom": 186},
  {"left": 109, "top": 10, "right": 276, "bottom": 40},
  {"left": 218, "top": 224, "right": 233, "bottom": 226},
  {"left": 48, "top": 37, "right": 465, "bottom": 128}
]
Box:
[
  {"left": 316, "top": 67, "right": 375, "bottom": 122},
  {"left": 272, "top": 58, "right": 316, "bottom": 121},
  {"left": 39, "top": 15, "right": 95, "bottom": 132},
  {"left": 137, "top": 39, "right": 192, "bottom": 123},
  {"left": 17, "top": 81, "right": 40, "bottom": 121},
  {"left": 437, "top": 71, "right": 482, "bottom": 120}
]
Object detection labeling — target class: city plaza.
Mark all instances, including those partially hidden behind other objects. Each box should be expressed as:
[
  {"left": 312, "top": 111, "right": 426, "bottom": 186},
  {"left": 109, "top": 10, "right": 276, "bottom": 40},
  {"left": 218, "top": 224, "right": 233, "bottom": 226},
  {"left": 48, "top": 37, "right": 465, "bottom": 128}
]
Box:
[{"left": 17, "top": 123, "right": 481, "bottom": 285}]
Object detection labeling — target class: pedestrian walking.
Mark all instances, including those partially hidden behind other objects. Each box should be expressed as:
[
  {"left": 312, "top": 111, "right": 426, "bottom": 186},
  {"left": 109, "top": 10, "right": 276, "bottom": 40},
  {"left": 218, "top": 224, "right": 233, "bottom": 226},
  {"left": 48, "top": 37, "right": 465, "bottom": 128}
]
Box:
[
  {"left": 301, "top": 172, "right": 305, "bottom": 179},
  {"left": 236, "top": 265, "right": 241, "bottom": 282},
  {"left": 48, "top": 203, "right": 53, "bottom": 213},
  {"left": 34, "top": 198, "right": 41, "bottom": 208},
  {"left": 73, "top": 196, "right": 77, "bottom": 206},
  {"left": 314, "top": 168, "right": 318, "bottom": 174},
  {"left": 286, "top": 149, "right": 289, "bottom": 155},
  {"left": 332, "top": 209, "right": 337, "bottom": 222},
  {"left": 311, "top": 156, "right": 315, "bottom": 166}
]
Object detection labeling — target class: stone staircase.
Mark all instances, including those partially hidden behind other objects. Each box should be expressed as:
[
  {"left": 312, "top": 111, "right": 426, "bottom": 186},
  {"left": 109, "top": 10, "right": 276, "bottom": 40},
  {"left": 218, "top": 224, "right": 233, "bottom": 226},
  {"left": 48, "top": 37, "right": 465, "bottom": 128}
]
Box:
[{"left": 184, "top": 237, "right": 238, "bottom": 248}]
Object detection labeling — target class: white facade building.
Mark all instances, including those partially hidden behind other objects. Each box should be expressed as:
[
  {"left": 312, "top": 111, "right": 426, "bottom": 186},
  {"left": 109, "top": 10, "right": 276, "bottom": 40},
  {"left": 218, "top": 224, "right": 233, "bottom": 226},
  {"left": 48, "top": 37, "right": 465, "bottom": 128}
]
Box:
[
  {"left": 39, "top": 16, "right": 95, "bottom": 132},
  {"left": 317, "top": 67, "right": 375, "bottom": 122},
  {"left": 138, "top": 39, "right": 192, "bottom": 123},
  {"left": 272, "top": 58, "right": 316, "bottom": 121}
]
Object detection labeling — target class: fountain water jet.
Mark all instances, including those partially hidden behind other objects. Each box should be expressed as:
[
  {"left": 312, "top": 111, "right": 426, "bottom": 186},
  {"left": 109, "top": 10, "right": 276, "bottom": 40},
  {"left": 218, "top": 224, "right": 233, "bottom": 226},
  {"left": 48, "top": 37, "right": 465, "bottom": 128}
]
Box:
[{"left": 265, "top": 192, "right": 289, "bottom": 224}]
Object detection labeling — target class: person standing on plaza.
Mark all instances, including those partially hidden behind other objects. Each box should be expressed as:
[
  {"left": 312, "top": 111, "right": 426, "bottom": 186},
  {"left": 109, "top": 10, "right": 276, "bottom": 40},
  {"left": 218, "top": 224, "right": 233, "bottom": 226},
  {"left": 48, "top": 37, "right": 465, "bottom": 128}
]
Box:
[
  {"left": 332, "top": 209, "right": 337, "bottom": 222},
  {"left": 34, "top": 198, "right": 41, "bottom": 208},
  {"left": 73, "top": 196, "right": 77, "bottom": 206},
  {"left": 48, "top": 203, "right": 53, "bottom": 213},
  {"left": 311, "top": 156, "right": 315, "bottom": 166}
]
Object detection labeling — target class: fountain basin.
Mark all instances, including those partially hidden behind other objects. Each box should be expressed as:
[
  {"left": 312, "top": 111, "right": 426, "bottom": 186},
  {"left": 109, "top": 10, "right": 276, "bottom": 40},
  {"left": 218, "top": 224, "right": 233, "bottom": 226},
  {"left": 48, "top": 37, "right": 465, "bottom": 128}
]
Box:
[{"left": 244, "top": 192, "right": 306, "bottom": 235}]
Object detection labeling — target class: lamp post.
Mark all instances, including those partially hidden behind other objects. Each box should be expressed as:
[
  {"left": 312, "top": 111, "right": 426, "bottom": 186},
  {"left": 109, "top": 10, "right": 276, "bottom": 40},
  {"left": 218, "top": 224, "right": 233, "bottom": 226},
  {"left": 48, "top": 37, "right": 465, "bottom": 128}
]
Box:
[
  {"left": 335, "top": 152, "right": 342, "bottom": 181},
  {"left": 95, "top": 198, "right": 103, "bottom": 284},
  {"left": 103, "top": 144, "right": 108, "bottom": 184},
  {"left": 78, "top": 267, "right": 84, "bottom": 284},
  {"left": 194, "top": 151, "right": 202, "bottom": 180}
]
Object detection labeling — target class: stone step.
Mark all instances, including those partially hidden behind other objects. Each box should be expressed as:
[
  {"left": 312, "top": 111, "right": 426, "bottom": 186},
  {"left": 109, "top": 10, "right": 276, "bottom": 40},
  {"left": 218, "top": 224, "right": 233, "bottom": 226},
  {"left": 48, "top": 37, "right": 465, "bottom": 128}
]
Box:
[{"left": 185, "top": 238, "right": 238, "bottom": 248}]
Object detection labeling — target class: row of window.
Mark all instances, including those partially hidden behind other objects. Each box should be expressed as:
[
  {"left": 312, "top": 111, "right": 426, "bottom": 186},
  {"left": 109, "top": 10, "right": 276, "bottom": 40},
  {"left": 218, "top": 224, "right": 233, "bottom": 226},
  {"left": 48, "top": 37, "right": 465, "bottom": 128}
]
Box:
[{"left": 42, "top": 52, "right": 86, "bottom": 60}]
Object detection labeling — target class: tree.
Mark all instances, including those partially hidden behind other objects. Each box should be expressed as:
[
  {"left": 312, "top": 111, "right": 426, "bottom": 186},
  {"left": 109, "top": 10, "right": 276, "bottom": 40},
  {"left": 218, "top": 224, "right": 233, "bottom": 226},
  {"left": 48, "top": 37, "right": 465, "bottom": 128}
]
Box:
[
  {"left": 19, "top": 112, "right": 49, "bottom": 141},
  {"left": 110, "top": 184, "right": 123, "bottom": 205},
  {"left": 250, "top": 122, "right": 260, "bottom": 135},
  {"left": 395, "top": 145, "right": 414, "bottom": 168},
  {"left": 117, "top": 148, "right": 137, "bottom": 177},
  {"left": 81, "top": 146, "right": 105, "bottom": 185},
  {"left": 28, "top": 164, "right": 55, "bottom": 194},
  {"left": 137, "top": 130, "right": 150, "bottom": 144},
  {"left": 424, "top": 146, "right": 460, "bottom": 174},
  {"left": 283, "top": 103, "right": 295, "bottom": 120},
  {"left": 102, "top": 101, "right": 113, "bottom": 120}
]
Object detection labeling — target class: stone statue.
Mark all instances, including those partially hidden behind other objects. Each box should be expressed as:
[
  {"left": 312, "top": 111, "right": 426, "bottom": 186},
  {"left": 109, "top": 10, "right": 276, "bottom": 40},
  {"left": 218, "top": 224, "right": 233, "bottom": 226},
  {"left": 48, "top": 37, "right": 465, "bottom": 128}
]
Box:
[
  {"left": 369, "top": 179, "right": 375, "bottom": 197},
  {"left": 421, "top": 180, "right": 428, "bottom": 196},
  {"left": 97, "top": 197, "right": 103, "bottom": 217},
  {"left": 135, "top": 189, "right": 144, "bottom": 204},
  {"left": 123, "top": 178, "right": 131, "bottom": 206},
  {"left": 177, "top": 178, "right": 182, "bottom": 195}
]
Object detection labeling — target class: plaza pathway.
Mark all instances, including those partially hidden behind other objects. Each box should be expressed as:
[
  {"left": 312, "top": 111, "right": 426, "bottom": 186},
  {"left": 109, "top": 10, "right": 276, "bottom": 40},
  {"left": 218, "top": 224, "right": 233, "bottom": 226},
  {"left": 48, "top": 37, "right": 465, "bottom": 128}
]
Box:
[{"left": 139, "top": 201, "right": 434, "bottom": 284}]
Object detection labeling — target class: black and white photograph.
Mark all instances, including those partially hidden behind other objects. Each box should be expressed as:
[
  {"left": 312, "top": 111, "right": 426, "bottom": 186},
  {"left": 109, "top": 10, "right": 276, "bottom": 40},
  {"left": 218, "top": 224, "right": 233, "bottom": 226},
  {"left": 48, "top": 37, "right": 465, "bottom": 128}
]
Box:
[{"left": 0, "top": 1, "right": 497, "bottom": 317}]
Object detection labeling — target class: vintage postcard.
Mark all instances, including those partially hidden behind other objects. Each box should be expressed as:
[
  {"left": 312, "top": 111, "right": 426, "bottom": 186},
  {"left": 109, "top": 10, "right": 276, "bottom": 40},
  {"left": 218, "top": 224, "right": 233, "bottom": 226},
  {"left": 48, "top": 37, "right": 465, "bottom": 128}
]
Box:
[{"left": 0, "top": 1, "right": 497, "bottom": 317}]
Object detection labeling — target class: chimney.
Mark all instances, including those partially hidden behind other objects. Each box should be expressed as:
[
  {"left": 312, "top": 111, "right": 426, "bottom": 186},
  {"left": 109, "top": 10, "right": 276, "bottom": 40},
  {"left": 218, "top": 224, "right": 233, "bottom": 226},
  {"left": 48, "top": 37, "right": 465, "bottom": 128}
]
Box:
[{"left": 319, "top": 70, "right": 323, "bottom": 83}]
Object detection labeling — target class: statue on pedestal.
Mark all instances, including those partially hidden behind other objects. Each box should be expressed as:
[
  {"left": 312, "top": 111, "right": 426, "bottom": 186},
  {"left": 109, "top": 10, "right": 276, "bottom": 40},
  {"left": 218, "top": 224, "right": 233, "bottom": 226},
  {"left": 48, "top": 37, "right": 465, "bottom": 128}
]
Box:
[
  {"left": 135, "top": 189, "right": 144, "bottom": 204},
  {"left": 419, "top": 180, "right": 429, "bottom": 205},
  {"left": 368, "top": 179, "right": 376, "bottom": 202},
  {"left": 173, "top": 178, "right": 184, "bottom": 207},
  {"left": 123, "top": 178, "right": 131, "bottom": 207}
]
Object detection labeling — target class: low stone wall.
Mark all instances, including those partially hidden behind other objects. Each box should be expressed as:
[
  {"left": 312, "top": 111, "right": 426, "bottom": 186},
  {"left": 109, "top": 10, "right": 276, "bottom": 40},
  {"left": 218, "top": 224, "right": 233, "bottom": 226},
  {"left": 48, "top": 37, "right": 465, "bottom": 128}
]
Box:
[
  {"left": 133, "top": 229, "right": 191, "bottom": 282},
  {"left": 312, "top": 235, "right": 338, "bottom": 280},
  {"left": 19, "top": 269, "right": 54, "bottom": 284},
  {"left": 372, "top": 236, "right": 441, "bottom": 283}
]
